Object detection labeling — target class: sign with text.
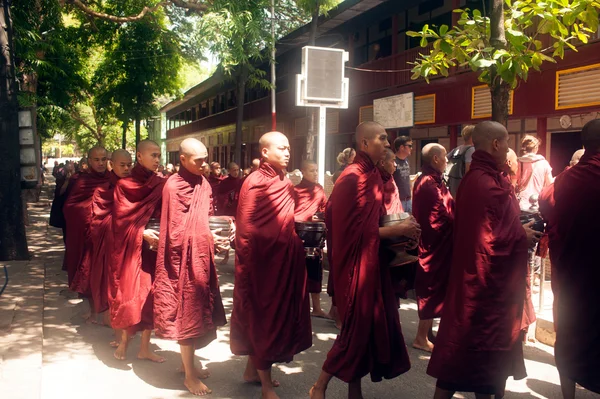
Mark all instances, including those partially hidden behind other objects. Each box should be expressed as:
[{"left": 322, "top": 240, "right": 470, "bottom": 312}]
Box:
[{"left": 374, "top": 93, "right": 414, "bottom": 129}]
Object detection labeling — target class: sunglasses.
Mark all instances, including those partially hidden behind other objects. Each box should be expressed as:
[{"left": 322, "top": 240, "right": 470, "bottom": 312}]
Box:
[{"left": 404, "top": 144, "right": 413, "bottom": 148}]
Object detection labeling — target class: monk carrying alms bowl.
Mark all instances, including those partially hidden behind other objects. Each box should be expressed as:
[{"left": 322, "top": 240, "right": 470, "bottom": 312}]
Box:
[{"left": 380, "top": 212, "right": 419, "bottom": 267}]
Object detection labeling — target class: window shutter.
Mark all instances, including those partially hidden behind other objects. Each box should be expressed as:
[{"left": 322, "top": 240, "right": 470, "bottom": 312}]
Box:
[
  {"left": 414, "top": 94, "right": 436, "bottom": 124},
  {"left": 472, "top": 85, "right": 513, "bottom": 119},
  {"left": 556, "top": 63, "right": 600, "bottom": 110}
]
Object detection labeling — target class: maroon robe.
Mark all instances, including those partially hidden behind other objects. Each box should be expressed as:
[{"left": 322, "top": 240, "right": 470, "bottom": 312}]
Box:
[
  {"left": 539, "top": 150, "right": 600, "bottom": 394},
  {"left": 382, "top": 172, "right": 403, "bottom": 215},
  {"left": 63, "top": 170, "right": 110, "bottom": 288},
  {"left": 154, "top": 167, "right": 227, "bottom": 343},
  {"left": 412, "top": 165, "right": 454, "bottom": 320},
  {"left": 215, "top": 175, "right": 242, "bottom": 217},
  {"left": 230, "top": 162, "right": 311, "bottom": 370},
  {"left": 86, "top": 171, "right": 119, "bottom": 313},
  {"left": 427, "top": 151, "right": 529, "bottom": 394},
  {"left": 294, "top": 178, "right": 327, "bottom": 293},
  {"left": 110, "top": 165, "right": 166, "bottom": 332},
  {"left": 323, "top": 151, "right": 410, "bottom": 383}
]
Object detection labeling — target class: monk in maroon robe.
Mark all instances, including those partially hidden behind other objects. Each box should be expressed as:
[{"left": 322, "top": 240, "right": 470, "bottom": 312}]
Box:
[
  {"left": 230, "top": 131, "right": 311, "bottom": 399},
  {"left": 81, "top": 150, "right": 132, "bottom": 331},
  {"left": 111, "top": 140, "right": 167, "bottom": 363},
  {"left": 412, "top": 143, "right": 454, "bottom": 353},
  {"left": 215, "top": 162, "right": 242, "bottom": 217},
  {"left": 311, "top": 122, "right": 420, "bottom": 399},
  {"left": 207, "top": 162, "right": 223, "bottom": 211},
  {"left": 378, "top": 149, "right": 404, "bottom": 215},
  {"left": 64, "top": 147, "right": 109, "bottom": 306},
  {"left": 428, "top": 121, "right": 541, "bottom": 399},
  {"left": 154, "top": 138, "right": 227, "bottom": 396},
  {"left": 294, "top": 160, "right": 328, "bottom": 319},
  {"left": 539, "top": 119, "right": 600, "bottom": 398}
]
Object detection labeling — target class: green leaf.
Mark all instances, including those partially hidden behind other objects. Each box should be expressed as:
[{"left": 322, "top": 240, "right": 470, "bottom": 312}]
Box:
[
  {"left": 577, "top": 32, "right": 589, "bottom": 43},
  {"left": 474, "top": 58, "right": 496, "bottom": 68},
  {"left": 439, "top": 24, "right": 449, "bottom": 36},
  {"left": 538, "top": 53, "right": 557, "bottom": 63},
  {"left": 440, "top": 40, "right": 453, "bottom": 55},
  {"left": 420, "top": 36, "right": 428, "bottom": 47}
]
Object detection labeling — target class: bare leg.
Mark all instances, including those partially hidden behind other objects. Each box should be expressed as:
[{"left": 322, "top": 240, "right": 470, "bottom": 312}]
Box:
[
  {"left": 218, "top": 250, "right": 229, "bottom": 265},
  {"left": 559, "top": 373, "right": 576, "bottom": 399},
  {"left": 309, "top": 370, "right": 333, "bottom": 399},
  {"left": 311, "top": 293, "right": 331, "bottom": 319},
  {"left": 348, "top": 380, "right": 364, "bottom": 399},
  {"left": 433, "top": 387, "right": 455, "bottom": 399},
  {"left": 110, "top": 328, "right": 123, "bottom": 347},
  {"left": 328, "top": 305, "right": 342, "bottom": 329},
  {"left": 413, "top": 319, "right": 435, "bottom": 352},
  {"left": 255, "top": 367, "right": 279, "bottom": 399},
  {"left": 114, "top": 330, "right": 129, "bottom": 360},
  {"left": 137, "top": 329, "right": 165, "bottom": 363},
  {"left": 178, "top": 343, "right": 210, "bottom": 379},
  {"left": 180, "top": 341, "right": 212, "bottom": 396},
  {"left": 243, "top": 357, "right": 279, "bottom": 387}
]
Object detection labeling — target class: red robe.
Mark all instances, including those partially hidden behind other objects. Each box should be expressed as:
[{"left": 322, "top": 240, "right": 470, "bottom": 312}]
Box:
[
  {"left": 539, "top": 151, "right": 600, "bottom": 394},
  {"left": 110, "top": 165, "right": 166, "bottom": 332},
  {"left": 412, "top": 165, "right": 454, "bottom": 320},
  {"left": 382, "top": 172, "right": 403, "bottom": 215},
  {"left": 86, "top": 171, "right": 120, "bottom": 313},
  {"left": 208, "top": 174, "right": 224, "bottom": 214},
  {"left": 323, "top": 151, "right": 411, "bottom": 383},
  {"left": 230, "top": 162, "right": 311, "bottom": 370},
  {"left": 427, "top": 150, "right": 529, "bottom": 393},
  {"left": 293, "top": 178, "right": 327, "bottom": 222},
  {"left": 63, "top": 170, "right": 110, "bottom": 288},
  {"left": 215, "top": 175, "right": 242, "bottom": 217},
  {"left": 154, "top": 167, "right": 227, "bottom": 343}
]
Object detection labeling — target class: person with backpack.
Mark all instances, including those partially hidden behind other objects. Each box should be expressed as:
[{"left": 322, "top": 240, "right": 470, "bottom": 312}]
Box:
[
  {"left": 445, "top": 125, "right": 475, "bottom": 198},
  {"left": 516, "top": 135, "right": 554, "bottom": 210}
]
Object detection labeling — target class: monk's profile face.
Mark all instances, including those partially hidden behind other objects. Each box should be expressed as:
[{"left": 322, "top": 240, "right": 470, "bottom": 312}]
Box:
[
  {"left": 380, "top": 157, "right": 396, "bottom": 175},
  {"left": 302, "top": 163, "right": 318, "bottom": 184},
  {"left": 137, "top": 144, "right": 161, "bottom": 172},
  {"left": 243, "top": 168, "right": 251, "bottom": 177},
  {"left": 432, "top": 148, "right": 448, "bottom": 174},
  {"left": 166, "top": 163, "right": 174, "bottom": 173},
  {"left": 111, "top": 155, "right": 133, "bottom": 179},
  {"left": 210, "top": 162, "right": 221, "bottom": 176},
  {"left": 492, "top": 131, "right": 510, "bottom": 166},
  {"left": 262, "top": 135, "right": 291, "bottom": 170},
  {"left": 88, "top": 149, "right": 108, "bottom": 174},
  {"left": 181, "top": 155, "right": 207, "bottom": 177},
  {"left": 505, "top": 149, "right": 519, "bottom": 177},
  {"left": 228, "top": 164, "right": 240, "bottom": 178},
  {"left": 363, "top": 127, "right": 390, "bottom": 164}
]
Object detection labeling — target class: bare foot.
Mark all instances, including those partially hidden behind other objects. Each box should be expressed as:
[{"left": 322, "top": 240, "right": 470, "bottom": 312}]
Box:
[
  {"left": 138, "top": 350, "right": 166, "bottom": 363},
  {"left": 109, "top": 340, "right": 120, "bottom": 348},
  {"left": 114, "top": 342, "right": 128, "bottom": 360},
  {"left": 311, "top": 310, "right": 332, "bottom": 319},
  {"left": 184, "top": 376, "right": 212, "bottom": 396},
  {"left": 243, "top": 374, "right": 280, "bottom": 387},
  {"left": 335, "top": 321, "right": 342, "bottom": 330},
  {"left": 218, "top": 251, "right": 229, "bottom": 265},
  {"left": 178, "top": 364, "right": 211, "bottom": 379},
  {"left": 309, "top": 385, "right": 326, "bottom": 399},
  {"left": 412, "top": 339, "right": 434, "bottom": 353}
]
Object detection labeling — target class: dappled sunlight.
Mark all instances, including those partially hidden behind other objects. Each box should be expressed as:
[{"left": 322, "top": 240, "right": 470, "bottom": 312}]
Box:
[
  {"left": 276, "top": 364, "right": 303, "bottom": 374},
  {"left": 315, "top": 332, "right": 337, "bottom": 342}
]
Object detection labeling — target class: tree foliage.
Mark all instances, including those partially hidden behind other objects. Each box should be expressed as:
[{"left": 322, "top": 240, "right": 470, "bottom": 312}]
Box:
[{"left": 408, "top": 0, "right": 600, "bottom": 123}]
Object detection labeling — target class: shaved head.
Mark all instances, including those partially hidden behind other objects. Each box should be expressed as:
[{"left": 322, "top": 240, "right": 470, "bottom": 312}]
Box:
[
  {"left": 570, "top": 149, "right": 585, "bottom": 166},
  {"left": 111, "top": 149, "right": 132, "bottom": 178},
  {"left": 251, "top": 158, "right": 261, "bottom": 172},
  {"left": 136, "top": 139, "right": 161, "bottom": 172},
  {"left": 227, "top": 162, "right": 240, "bottom": 178},
  {"left": 355, "top": 122, "right": 389, "bottom": 164},
  {"left": 422, "top": 143, "right": 447, "bottom": 174},
  {"left": 378, "top": 148, "right": 396, "bottom": 175},
  {"left": 472, "top": 121, "right": 510, "bottom": 166},
  {"left": 581, "top": 119, "right": 600, "bottom": 151},
  {"left": 179, "top": 138, "right": 208, "bottom": 176},
  {"left": 87, "top": 146, "right": 108, "bottom": 174},
  {"left": 506, "top": 148, "right": 519, "bottom": 177},
  {"left": 301, "top": 159, "right": 318, "bottom": 184},
  {"left": 300, "top": 159, "right": 317, "bottom": 172},
  {"left": 259, "top": 131, "right": 290, "bottom": 171}
]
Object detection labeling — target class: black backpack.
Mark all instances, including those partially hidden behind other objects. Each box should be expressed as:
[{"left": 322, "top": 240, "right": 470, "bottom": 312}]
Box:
[{"left": 445, "top": 145, "right": 473, "bottom": 198}]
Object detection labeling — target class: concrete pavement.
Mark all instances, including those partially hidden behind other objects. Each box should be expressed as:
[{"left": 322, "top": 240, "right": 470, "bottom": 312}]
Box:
[{"left": 1, "top": 196, "right": 598, "bottom": 399}]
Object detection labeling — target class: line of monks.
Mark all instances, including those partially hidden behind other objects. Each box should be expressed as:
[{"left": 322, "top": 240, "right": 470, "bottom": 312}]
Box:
[{"left": 57, "top": 119, "right": 600, "bottom": 399}]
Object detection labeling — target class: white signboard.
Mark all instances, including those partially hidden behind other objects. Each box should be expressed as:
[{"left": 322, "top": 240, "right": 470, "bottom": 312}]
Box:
[{"left": 373, "top": 93, "right": 414, "bottom": 129}]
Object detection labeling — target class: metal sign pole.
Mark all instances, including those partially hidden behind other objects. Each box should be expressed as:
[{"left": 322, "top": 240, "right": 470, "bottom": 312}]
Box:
[{"left": 318, "top": 106, "right": 327, "bottom": 187}]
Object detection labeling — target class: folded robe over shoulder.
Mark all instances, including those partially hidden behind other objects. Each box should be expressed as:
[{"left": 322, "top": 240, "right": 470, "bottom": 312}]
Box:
[
  {"left": 154, "top": 167, "right": 226, "bottom": 343},
  {"left": 539, "top": 151, "right": 600, "bottom": 394},
  {"left": 323, "top": 151, "right": 410, "bottom": 383},
  {"left": 230, "top": 162, "right": 311, "bottom": 370},
  {"left": 427, "top": 150, "right": 529, "bottom": 390},
  {"left": 110, "top": 165, "right": 166, "bottom": 331},
  {"left": 381, "top": 171, "right": 403, "bottom": 215},
  {"left": 412, "top": 165, "right": 454, "bottom": 320},
  {"left": 64, "top": 170, "right": 110, "bottom": 289},
  {"left": 293, "top": 178, "right": 327, "bottom": 222},
  {"left": 86, "top": 171, "right": 120, "bottom": 314},
  {"left": 215, "top": 175, "right": 242, "bottom": 217}
]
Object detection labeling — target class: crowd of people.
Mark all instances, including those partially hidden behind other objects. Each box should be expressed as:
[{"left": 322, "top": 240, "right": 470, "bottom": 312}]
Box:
[{"left": 45, "top": 119, "right": 599, "bottom": 399}]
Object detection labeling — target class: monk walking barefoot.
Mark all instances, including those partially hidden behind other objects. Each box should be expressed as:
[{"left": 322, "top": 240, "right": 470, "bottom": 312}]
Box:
[
  {"left": 110, "top": 140, "right": 166, "bottom": 363},
  {"left": 153, "top": 138, "right": 226, "bottom": 396},
  {"left": 311, "top": 122, "right": 418, "bottom": 399},
  {"left": 294, "top": 160, "right": 329, "bottom": 319},
  {"left": 427, "top": 122, "right": 541, "bottom": 398},
  {"left": 412, "top": 144, "right": 455, "bottom": 353},
  {"left": 230, "top": 132, "right": 311, "bottom": 399}
]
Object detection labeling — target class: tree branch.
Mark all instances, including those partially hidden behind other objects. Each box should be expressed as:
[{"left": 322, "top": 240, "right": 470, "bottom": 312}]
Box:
[
  {"left": 67, "top": 0, "right": 167, "bottom": 23},
  {"left": 169, "top": 0, "right": 210, "bottom": 13}
]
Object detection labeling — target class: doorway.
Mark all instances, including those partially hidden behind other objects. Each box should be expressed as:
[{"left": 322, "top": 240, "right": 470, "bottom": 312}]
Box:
[{"left": 550, "top": 131, "right": 582, "bottom": 176}]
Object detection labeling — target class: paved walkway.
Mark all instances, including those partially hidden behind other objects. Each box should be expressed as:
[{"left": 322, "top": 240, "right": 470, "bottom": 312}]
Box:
[{"left": 1, "top": 186, "right": 598, "bottom": 399}]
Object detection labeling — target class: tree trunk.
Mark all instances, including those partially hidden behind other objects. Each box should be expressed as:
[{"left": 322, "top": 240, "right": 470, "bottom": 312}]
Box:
[
  {"left": 0, "top": 1, "right": 29, "bottom": 260},
  {"left": 305, "top": 3, "right": 320, "bottom": 161},
  {"left": 135, "top": 117, "right": 141, "bottom": 147},
  {"left": 490, "top": 0, "right": 509, "bottom": 126},
  {"left": 121, "top": 120, "right": 127, "bottom": 149},
  {"left": 234, "top": 67, "right": 247, "bottom": 166}
]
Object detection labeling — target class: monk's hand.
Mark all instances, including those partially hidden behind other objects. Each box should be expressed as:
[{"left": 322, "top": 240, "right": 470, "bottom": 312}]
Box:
[
  {"left": 143, "top": 229, "right": 160, "bottom": 250},
  {"left": 212, "top": 229, "right": 230, "bottom": 252},
  {"left": 523, "top": 221, "right": 543, "bottom": 248}
]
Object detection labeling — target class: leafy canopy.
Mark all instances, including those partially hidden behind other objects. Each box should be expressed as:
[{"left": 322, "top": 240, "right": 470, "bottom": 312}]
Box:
[{"left": 408, "top": 0, "right": 600, "bottom": 88}]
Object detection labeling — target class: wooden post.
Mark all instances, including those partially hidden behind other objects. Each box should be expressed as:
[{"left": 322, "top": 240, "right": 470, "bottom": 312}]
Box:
[
  {"left": 449, "top": 125, "right": 459, "bottom": 149},
  {"left": 392, "top": 15, "right": 399, "bottom": 55},
  {"left": 537, "top": 117, "right": 548, "bottom": 157}
]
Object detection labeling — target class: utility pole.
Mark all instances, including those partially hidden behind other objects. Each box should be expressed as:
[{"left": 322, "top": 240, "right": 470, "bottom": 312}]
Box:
[
  {"left": 270, "top": 0, "right": 276, "bottom": 131},
  {"left": 0, "top": 0, "right": 30, "bottom": 260}
]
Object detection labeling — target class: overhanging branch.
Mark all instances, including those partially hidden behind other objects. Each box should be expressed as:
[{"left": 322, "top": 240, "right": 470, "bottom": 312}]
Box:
[{"left": 67, "top": 0, "right": 167, "bottom": 23}]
